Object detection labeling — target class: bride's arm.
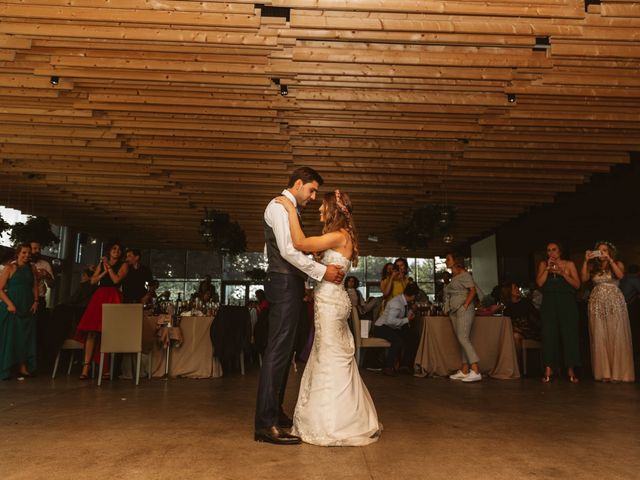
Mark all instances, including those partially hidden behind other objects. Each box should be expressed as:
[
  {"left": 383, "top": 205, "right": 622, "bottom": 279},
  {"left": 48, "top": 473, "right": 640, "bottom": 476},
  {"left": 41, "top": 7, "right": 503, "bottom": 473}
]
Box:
[{"left": 275, "top": 196, "right": 347, "bottom": 252}]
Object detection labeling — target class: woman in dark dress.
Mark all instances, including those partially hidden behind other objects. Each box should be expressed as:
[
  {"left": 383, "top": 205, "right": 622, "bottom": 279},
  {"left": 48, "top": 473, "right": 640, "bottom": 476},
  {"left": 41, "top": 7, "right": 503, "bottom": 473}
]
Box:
[
  {"left": 500, "top": 281, "right": 540, "bottom": 352},
  {"left": 536, "top": 242, "right": 581, "bottom": 383},
  {"left": 75, "top": 242, "right": 128, "bottom": 379},
  {"left": 0, "top": 244, "right": 39, "bottom": 380}
]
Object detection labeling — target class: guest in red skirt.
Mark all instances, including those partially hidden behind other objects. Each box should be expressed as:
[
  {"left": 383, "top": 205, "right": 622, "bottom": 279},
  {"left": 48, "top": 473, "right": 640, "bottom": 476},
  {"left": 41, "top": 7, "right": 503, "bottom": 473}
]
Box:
[{"left": 75, "top": 242, "right": 129, "bottom": 379}]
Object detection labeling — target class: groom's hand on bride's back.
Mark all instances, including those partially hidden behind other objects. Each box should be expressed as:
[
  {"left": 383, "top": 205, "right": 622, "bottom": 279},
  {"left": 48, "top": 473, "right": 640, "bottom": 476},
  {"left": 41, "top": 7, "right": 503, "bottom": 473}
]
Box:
[{"left": 324, "top": 264, "right": 345, "bottom": 284}]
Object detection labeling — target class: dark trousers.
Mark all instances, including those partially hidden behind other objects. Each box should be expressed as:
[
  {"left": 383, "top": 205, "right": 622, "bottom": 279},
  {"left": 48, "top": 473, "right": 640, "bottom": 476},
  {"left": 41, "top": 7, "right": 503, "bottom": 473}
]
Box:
[
  {"left": 255, "top": 273, "right": 304, "bottom": 430},
  {"left": 35, "top": 298, "right": 53, "bottom": 369},
  {"left": 374, "top": 325, "right": 401, "bottom": 369},
  {"left": 629, "top": 300, "right": 640, "bottom": 381}
]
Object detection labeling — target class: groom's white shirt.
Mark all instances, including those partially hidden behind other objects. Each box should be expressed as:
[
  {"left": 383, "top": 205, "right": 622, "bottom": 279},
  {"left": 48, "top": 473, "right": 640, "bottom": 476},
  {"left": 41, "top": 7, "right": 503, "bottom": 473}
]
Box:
[{"left": 264, "top": 189, "right": 326, "bottom": 282}]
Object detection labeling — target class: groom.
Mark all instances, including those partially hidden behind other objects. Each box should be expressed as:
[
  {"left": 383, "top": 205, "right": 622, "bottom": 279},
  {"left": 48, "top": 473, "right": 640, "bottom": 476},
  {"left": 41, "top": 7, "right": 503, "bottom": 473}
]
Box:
[{"left": 255, "top": 166, "right": 345, "bottom": 445}]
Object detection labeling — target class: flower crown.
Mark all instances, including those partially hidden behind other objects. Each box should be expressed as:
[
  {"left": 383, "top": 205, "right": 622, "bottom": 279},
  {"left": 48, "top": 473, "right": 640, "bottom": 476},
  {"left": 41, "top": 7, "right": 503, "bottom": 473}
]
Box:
[
  {"left": 594, "top": 240, "right": 616, "bottom": 252},
  {"left": 334, "top": 190, "right": 351, "bottom": 218}
]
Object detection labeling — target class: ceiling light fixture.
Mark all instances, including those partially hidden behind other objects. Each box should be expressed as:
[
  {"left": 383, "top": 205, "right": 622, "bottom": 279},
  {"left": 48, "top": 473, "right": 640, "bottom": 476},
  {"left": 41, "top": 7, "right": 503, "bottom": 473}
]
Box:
[
  {"left": 533, "top": 36, "right": 550, "bottom": 52},
  {"left": 507, "top": 93, "right": 517, "bottom": 103},
  {"left": 280, "top": 85, "right": 288, "bottom": 96},
  {"left": 50, "top": 76, "right": 59, "bottom": 86}
]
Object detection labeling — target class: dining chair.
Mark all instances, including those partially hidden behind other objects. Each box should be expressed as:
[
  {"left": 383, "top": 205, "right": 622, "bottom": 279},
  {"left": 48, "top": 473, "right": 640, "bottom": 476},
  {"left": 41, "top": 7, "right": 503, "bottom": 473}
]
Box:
[
  {"left": 51, "top": 338, "right": 85, "bottom": 379},
  {"left": 211, "top": 305, "right": 251, "bottom": 375},
  {"left": 352, "top": 307, "right": 391, "bottom": 366},
  {"left": 521, "top": 338, "right": 543, "bottom": 375},
  {"left": 98, "top": 304, "right": 144, "bottom": 386}
]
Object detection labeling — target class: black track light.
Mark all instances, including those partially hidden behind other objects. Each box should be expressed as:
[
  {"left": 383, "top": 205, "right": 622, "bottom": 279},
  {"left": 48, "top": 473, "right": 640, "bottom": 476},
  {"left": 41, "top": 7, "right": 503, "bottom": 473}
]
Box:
[{"left": 50, "top": 76, "right": 59, "bottom": 86}]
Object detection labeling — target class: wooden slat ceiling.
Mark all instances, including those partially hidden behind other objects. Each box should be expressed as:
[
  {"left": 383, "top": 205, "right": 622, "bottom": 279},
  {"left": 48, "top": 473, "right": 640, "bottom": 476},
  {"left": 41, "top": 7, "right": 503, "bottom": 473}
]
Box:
[{"left": 0, "top": 0, "right": 639, "bottom": 255}]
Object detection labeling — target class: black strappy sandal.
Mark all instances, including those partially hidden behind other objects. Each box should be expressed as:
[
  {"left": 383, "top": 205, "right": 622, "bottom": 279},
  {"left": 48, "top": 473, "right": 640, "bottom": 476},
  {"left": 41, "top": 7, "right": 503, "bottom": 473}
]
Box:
[{"left": 79, "top": 362, "right": 91, "bottom": 380}]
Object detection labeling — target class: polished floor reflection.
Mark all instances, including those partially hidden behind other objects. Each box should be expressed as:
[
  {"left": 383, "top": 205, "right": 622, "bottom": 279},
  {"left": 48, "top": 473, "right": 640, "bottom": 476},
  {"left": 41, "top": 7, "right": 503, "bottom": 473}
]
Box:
[{"left": 1, "top": 368, "right": 638, "bottom": 480}]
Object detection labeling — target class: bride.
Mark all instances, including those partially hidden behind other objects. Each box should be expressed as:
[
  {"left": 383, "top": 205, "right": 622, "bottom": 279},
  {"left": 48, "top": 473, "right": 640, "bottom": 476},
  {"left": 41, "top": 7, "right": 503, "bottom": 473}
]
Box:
[{"left": 276, "top": 189, "right": 381, "bottom": 446}]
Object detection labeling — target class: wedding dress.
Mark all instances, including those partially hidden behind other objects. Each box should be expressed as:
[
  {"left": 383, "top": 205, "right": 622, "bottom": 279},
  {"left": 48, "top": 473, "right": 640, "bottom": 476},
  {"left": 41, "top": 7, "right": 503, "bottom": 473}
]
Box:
[{"left": 292, "top": 249, "right": 381, "bottom": 446}]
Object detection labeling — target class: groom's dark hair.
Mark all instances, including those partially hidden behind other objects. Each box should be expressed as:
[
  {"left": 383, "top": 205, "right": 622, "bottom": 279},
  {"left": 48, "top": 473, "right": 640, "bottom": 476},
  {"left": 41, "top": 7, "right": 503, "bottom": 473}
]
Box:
[{"left": 288, "top": 166, "right": 324, "bottom": 187}]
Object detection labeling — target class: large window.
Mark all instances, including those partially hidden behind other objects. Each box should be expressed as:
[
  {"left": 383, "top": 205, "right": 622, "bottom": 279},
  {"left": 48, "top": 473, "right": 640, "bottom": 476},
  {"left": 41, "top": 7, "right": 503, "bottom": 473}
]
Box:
[
  {"left": 359, "top": 256, "right": 435, "bottom": 300},
  {"left": 148, "top": 250, "right": 437, "bottom": 304},
  {"left": 146, "top": 249, "right": 222, "bottom": 301}
]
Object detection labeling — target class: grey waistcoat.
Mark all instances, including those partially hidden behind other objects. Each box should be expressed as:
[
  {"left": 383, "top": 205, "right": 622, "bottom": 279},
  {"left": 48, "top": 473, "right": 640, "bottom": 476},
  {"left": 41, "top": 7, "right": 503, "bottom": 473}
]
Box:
[{"left": 264, "top": 219, "right": 307, "bottom": 279}]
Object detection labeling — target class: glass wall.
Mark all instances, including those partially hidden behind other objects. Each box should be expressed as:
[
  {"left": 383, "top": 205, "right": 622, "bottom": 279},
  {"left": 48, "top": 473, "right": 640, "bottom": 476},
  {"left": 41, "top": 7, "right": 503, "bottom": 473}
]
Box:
[{"left": 148, "top": 251, "right": 438, "bottom": 305}]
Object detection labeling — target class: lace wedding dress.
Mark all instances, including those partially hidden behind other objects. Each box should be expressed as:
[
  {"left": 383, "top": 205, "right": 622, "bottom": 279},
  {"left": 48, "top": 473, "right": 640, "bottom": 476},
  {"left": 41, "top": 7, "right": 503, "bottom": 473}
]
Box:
[{"left": 291, "top": 249, "right": 381, "bottom": 446}]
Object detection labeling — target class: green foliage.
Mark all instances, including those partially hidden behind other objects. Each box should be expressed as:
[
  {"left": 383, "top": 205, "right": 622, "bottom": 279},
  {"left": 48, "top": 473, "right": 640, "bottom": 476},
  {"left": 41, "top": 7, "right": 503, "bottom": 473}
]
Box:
[
  {"left": 10, "top": 216, "right": 59, "bottom": 247},
  {"left": 245, "top": 267, "right": 267, "bottom": 282},
  {"left": 0, "top": 214, "right": 9, "bottom": 236},
  {"left": 393, "top": 204, "right": 456, "bottom": 250},
  {"left": 200, "top": 210, "right": 247, "bottom": 257},
  {"left": 364, "top": 256, "right": 396, "bottom": 280}
]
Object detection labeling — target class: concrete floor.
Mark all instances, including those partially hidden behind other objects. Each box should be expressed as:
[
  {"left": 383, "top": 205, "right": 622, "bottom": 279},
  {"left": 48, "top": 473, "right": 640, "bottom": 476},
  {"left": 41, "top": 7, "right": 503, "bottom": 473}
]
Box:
[{"left": 1, "top": 367, "right": 638, "bottom": 480}]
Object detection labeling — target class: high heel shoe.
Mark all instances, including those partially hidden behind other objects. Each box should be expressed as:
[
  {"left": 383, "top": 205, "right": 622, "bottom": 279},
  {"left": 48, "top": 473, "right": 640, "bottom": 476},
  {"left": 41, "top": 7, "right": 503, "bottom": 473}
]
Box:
[
  {"left": 569, "top": 375, "right": 579, "bottom": 384},
  {"left": 79, "top": 362, "right": 91, "bottom": 380},
  {"left": 541, "top": 374, "right": 553, "bottom": 383}
]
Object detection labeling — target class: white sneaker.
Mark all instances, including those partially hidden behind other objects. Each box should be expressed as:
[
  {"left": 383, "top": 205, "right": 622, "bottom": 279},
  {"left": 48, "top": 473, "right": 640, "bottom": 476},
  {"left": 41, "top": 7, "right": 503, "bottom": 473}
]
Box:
[
  {"left": 462, "top": 370, "right": 482, "bottom": 382},
  {"left": 449, "top": 370, "right": 468, "bottom": 380}
]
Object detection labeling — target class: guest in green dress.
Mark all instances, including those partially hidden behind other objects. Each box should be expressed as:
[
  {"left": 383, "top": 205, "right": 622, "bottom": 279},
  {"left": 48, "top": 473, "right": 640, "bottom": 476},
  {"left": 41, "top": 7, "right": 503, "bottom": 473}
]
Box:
[
  {"left": 536, "top": 242, "right": 581, "bottom": 384},
  {"left": 0, "top": 243, "right": 39, "bottom": 380}
]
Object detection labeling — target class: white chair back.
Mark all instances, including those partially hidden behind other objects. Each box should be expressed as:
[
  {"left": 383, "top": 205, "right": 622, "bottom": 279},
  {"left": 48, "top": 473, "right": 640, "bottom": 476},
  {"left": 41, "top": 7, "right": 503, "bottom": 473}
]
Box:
[
  {"left": 101, "top": 304, "right": 143, "bottom": 353},
  {"left": 98, "top": 304, "right": 144, "bottom": 386}
]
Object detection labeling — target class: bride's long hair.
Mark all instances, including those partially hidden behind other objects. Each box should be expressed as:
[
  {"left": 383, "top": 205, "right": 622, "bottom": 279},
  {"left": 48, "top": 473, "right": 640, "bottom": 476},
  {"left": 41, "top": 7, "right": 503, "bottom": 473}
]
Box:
[{"left": 322, "top": 190, "right": 359, "bottom": 267}]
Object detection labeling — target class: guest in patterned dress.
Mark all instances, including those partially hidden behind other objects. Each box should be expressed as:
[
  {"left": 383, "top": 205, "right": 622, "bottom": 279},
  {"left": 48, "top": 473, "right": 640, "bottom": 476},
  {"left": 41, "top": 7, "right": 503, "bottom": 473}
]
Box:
[{"left": 580, "top": 241, "right": 634, "bottom": 382}]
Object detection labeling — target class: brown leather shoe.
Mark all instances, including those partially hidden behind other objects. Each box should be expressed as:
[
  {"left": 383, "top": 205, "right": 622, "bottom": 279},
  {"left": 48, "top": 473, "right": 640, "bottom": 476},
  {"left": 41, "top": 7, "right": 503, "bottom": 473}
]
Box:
[{"left": 254, "top": 426, "right": 302, "bottom": 445}]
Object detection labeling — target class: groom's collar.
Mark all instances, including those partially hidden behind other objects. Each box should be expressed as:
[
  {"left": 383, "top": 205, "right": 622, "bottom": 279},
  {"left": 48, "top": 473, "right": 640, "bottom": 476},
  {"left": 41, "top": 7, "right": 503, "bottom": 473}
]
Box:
[{"left": 282, "top": 189, "right": 297, "bottom": 207}]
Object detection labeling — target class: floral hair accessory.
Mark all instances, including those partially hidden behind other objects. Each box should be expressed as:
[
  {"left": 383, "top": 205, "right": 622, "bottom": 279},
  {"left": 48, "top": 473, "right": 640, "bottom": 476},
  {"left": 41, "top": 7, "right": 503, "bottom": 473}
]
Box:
[
  {"left": 593, "top": 240, "right": 616, "bottom": 254},
  {"left": 334, "top": 190, "right": 351, "bottom": 218}
]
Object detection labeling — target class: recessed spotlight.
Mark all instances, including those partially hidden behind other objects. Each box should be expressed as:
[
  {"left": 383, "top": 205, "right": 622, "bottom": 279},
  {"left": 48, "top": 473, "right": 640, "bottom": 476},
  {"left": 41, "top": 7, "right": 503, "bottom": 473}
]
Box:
[
  {"left": 507, "top": 93, "right": 516, "bottom": 103},
  {"left": 50, "top": 76, "right": 59, "bottom": 86}
]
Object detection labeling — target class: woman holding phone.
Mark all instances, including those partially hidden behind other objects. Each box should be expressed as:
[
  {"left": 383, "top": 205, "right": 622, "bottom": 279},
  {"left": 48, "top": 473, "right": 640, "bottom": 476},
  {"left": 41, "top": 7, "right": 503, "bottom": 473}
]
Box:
[
  {"left": 580, "top": 241, "right": 634, "bottom": 382},
  {"left": 536, "top": 242, "right": 581, "bottom": 383}
]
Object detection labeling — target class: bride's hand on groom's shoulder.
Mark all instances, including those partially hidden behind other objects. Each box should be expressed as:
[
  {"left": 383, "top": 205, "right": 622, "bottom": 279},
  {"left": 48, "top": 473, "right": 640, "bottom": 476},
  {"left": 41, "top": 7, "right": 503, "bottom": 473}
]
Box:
[{"left": 275, "top": 196, "right": 295, "bottom": 212}]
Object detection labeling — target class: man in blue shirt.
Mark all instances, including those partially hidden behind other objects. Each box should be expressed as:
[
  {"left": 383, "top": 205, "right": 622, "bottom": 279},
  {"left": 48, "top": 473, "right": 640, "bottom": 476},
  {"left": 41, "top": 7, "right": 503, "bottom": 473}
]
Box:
[{"left": 374, "top": 282, "right": 420, "bottom": 376}]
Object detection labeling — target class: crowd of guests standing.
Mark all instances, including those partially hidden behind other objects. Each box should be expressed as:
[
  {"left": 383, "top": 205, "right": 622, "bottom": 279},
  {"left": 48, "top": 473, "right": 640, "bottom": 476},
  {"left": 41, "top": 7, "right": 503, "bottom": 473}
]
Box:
[
  {"left": 343, "top": 243, "right": 639, "bottom": 384},
  {"left": 0, "top": 240, "right": 156, "bottom": 381},
  {"left": 534, "top": 240, "right": 636, "bottom": 383},
  {"left": 2, "top": 238, "right": 638, "bottom": 384}
]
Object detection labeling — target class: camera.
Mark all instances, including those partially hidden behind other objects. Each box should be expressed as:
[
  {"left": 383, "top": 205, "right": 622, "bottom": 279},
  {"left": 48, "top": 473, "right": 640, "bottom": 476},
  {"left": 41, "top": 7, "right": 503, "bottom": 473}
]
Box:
[
  {"left": 392, "top": 265, "right": 399, "bottom": 272},
  {"left": 590, "top": 250, "right": 602, "bottom": 257}
]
